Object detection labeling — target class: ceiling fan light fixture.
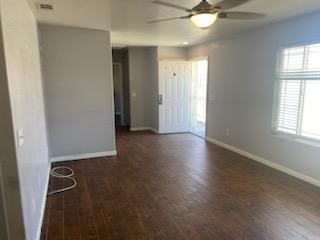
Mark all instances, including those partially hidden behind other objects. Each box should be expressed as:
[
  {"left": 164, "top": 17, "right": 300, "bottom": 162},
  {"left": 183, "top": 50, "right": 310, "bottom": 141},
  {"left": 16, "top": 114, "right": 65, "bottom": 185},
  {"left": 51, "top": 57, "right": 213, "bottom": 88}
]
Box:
[{"left": 191, "top": 13, "right": 218, "bottom": 28}]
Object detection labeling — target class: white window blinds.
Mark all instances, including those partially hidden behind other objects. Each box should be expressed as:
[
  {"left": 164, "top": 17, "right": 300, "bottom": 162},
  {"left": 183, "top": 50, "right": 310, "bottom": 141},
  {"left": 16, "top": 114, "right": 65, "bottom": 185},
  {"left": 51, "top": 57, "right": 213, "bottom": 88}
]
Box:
[{"left": 273, "top": 43, "right": 320, "bottom": 142}]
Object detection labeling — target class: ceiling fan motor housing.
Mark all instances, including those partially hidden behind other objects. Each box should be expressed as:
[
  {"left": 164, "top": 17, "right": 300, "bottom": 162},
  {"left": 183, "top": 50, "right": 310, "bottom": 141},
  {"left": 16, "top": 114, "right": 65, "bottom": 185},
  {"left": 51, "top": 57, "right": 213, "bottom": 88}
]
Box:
[{"left": 191, "top": 0, "right": 220, "bottom": 15}]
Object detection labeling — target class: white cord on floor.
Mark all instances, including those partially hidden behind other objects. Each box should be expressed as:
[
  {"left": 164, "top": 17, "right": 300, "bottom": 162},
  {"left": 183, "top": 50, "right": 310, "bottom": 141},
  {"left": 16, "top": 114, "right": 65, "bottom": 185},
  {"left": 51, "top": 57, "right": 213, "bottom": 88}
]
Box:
[{"left": 48, "top": 166, "right": 77, "bottom": 195}]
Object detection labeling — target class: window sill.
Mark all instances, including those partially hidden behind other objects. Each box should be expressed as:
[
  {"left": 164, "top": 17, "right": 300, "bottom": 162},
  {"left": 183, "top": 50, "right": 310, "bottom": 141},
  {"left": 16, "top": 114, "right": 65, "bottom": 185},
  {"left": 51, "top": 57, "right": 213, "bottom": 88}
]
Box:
[{"left": 271, "top": 130, "right": 320, "bottom": 148}]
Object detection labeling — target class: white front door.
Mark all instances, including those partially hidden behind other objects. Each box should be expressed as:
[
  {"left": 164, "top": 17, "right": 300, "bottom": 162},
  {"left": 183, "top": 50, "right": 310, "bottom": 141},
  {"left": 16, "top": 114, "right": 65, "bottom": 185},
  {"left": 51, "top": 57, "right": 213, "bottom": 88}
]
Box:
[{"left": 159, "top": 61, "right": 191, "bottom": 134}]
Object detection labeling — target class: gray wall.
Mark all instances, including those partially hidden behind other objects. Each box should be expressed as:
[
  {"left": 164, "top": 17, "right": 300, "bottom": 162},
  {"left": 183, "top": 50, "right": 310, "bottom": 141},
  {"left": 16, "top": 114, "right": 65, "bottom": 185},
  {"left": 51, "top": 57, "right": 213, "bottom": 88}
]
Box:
[
  {"left": 0, "top": 166, "right": 8, "bottom": 240},
  {"left": 112, "top": 48, "right": 130, "bottom": 125},
  {"left": 149, "top": 48, "right": 159, "bottom": 130},
  {"left": 0, "top": 35, "right": 12, "bottom": 239},
  {"left": 0, "top": 0, "right": 50, "bottom": 239},
  {"left": 187, "top": 11, "right": 320, "bottom": 182},
  {"left": 0, "top": 31, "right": 13, "bottom": 239},
  {"left": 40, "top": 25, "right": 116, "bottom": 158},
  {"left": 0, "top": 26, "right": 13, "bottom": 240},
  {"left": 157, "top": 46, "right": 187, "bottom": 60},
  {"left": 128, "top": 47, "right": 156, "bottom": 129},
  {"left": 128, "top": 47, "right": 188, "bottom": 131}
]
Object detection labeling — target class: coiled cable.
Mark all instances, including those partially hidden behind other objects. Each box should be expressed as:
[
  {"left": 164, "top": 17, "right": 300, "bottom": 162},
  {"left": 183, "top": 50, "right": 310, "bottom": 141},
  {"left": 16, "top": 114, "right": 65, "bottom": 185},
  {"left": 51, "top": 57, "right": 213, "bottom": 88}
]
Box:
[{"left": 48, "top": 166, "right": 77, "bottom": 195}]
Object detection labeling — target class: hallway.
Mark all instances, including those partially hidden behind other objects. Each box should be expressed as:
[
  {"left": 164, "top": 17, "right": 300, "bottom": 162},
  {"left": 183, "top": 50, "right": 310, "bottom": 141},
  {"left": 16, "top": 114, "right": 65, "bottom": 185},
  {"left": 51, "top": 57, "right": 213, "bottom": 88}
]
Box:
[{"left": 41, "top": 129, "right": 320, "bottom": 240}]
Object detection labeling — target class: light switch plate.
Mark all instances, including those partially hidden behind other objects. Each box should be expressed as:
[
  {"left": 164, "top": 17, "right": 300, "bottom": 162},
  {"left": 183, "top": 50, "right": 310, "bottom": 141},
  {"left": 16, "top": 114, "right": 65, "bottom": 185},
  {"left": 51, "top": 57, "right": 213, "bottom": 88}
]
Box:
[
  {"left": 226, "top": 128, "right": 230, "bottom": 136},
  {"left": 132, "top": 92, "right": 137, "bottom": 98},
  {"left": 17, "top": 129, "right": 24, "bottom": 148}
]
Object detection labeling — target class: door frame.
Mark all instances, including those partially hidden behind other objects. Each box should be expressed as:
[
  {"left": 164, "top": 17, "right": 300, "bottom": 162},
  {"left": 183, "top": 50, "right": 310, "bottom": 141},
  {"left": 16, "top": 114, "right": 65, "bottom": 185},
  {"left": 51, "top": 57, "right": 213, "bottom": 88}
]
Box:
[
  {"left": 113, "top": 62, "right": 125, "bottom": 126},
  {"left": 189, "top": 56, "right": 210, "bottom": 138}
]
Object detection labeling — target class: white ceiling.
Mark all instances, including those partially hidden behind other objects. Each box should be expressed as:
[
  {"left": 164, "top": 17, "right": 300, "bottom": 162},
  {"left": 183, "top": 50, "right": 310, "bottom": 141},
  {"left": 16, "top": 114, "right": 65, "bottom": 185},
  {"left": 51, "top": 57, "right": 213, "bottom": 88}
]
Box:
[
  {"left": 28, "top": 0, "right": 111, "bottom": 30},
  {"left": 30, "top": 0, "right": 320, "bottom": 47}
]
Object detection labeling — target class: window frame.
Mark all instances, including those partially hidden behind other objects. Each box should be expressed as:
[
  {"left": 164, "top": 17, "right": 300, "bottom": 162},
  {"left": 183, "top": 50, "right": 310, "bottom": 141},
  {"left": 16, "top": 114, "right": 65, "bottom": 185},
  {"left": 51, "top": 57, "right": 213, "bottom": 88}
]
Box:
[{"left": 272, "top": 41, "right": 320, "bottom": 146}]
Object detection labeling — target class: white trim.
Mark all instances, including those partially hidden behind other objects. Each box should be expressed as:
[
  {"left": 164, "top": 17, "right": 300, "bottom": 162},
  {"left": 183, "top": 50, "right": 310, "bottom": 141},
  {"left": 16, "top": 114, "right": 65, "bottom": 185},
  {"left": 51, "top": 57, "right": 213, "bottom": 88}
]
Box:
[
  {"left": 149, "top": 127, "right": 159, "bottom": 134},
  {"left": 205, "top": 137, "right": 320, "bottom": 188},
  {"left": 130, "top": 127, "right": 158, "bottom": 134},
  {"left": 272, "top": 130, "right": 320, "bottom": 148},
  {"left": 190, "top": 132, "right": 205, "bottom": 139},
  {"left": 36, "top": 163, "right": 51, "bottom": 240},
  {"left": 276, "top": 39, "right": 320, "bottom": 51},
  {"left": 188, "top": 56, "right": 209, "bottom": 61},
  {"left": 50, "top": 151, "right": 117, "bottom": 163},
  {"left": 109, "top": 44, "right": 117, "bottom": 153}
]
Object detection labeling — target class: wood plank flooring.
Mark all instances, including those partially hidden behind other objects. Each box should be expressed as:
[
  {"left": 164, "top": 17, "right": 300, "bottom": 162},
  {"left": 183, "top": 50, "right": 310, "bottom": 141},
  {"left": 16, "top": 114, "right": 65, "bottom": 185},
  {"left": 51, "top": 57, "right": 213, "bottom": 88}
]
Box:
[{"left": 41, "top": 129, "right": 320, "bottom": 240}]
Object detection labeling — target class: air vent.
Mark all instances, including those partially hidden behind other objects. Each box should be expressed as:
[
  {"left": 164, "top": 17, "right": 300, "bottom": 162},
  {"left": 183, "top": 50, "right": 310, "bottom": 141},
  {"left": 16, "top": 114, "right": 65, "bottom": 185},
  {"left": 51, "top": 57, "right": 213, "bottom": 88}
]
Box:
[{"left": 36, "top": 3, "right": 54, "bottom": 11}]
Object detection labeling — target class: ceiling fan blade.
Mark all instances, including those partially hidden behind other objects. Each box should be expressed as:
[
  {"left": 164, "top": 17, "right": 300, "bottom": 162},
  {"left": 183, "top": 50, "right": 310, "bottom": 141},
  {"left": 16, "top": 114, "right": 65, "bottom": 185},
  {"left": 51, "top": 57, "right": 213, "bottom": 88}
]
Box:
[
  {"left": 218, "top": 11, "right": 266, "bottom": 19},
  {"left": 152, "top": 0, "right": 191, "bottom": 12},
  {"left": 213, "top": 0, "right": 251, "bottom": 10},
  {"left": 147, "top": 16, "right": 190, "bottom": 24}
]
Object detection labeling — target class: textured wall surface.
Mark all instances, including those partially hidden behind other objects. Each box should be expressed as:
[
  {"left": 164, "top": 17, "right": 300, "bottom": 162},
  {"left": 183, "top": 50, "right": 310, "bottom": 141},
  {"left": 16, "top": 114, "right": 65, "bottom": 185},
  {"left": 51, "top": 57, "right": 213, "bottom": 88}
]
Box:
[
  {"left": 188, "top": 11, "right": 320, "bottom": 181},
  {"left": 128, "top": 47, "right": 158, "bottom": 129},
  {"left": 40, "top": 25, "right": 116, "bottom": 158},
  {"left": 0, "top": 0, "right": 50, "bottom": 239},
  {"left": 157, "top": 47, "right": 187, "bottom": 60}
]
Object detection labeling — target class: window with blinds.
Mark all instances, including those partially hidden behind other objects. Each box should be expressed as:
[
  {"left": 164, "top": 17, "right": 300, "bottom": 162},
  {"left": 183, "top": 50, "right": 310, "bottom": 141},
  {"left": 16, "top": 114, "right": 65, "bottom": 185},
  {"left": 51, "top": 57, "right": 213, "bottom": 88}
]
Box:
[{"left": 273, "top": 43, "right": 320, "bottom": 142}]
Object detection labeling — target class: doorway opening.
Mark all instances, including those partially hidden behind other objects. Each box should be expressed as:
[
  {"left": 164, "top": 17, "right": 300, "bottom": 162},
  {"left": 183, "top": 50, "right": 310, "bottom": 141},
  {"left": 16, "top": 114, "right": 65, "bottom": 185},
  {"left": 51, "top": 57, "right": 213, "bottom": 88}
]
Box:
[
  {"left": 112, "top": 48, "right": 130, "bottom": 129},
  {"left": 190, "top": 58, "right": 208, "bottom": 138},
  {"left": 113, "top": 63, "right": 124, "bottom": 127}
]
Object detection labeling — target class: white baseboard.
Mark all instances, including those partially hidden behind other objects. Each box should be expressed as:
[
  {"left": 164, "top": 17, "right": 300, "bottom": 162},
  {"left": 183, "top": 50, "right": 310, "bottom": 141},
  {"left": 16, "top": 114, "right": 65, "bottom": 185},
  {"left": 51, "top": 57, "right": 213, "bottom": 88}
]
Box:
[
  {"left": 205, "top": 137, "right": 320, "bottom": 188},
  {"left": 37, "top": 149, "right": 117, "bottom": 238},
  {"left": 130, "top": 127, "right": 158, "bottom": 134},
  {"left": 36, "top": 162, "right": 51, "bottom": 240},
  {"left": 149, "top": 127, "right": 159, "bottom": 134},
  {"left": 50, "top": 150, "right": 117, "bottom": 163}
]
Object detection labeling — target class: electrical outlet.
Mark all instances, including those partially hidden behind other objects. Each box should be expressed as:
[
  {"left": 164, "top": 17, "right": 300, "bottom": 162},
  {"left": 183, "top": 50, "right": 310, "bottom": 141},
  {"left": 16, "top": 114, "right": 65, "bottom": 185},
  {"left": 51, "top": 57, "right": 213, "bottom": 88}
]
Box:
[{"left": 226, "top": 128, "right": 230, "bottom": 136}]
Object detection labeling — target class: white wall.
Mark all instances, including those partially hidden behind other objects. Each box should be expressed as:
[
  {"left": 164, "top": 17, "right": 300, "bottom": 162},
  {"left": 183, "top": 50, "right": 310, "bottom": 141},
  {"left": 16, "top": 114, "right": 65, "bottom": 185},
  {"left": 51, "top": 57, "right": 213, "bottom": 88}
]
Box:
[
  {"left": 40, "top": 25, "right": 116, "bottom": 158},
  {"left": 0, "top": 0, "right": 50, "bottom": 239},
  {"left": 188, "top": 11, "right": 320, "bottom": 182}
]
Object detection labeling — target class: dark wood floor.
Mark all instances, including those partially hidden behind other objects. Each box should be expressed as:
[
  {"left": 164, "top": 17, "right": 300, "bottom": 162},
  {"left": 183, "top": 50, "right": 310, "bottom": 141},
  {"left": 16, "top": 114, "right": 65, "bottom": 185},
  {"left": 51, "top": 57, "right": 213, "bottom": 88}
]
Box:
[{"left": 41, "top": 129, "right": 320, "bottom": 240}]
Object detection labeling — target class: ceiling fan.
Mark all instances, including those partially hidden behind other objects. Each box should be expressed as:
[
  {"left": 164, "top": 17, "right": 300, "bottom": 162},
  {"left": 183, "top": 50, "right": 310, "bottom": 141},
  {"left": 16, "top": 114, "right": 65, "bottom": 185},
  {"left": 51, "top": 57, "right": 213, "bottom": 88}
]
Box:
[{"left": 148, "top": 0, "right": 266, "bottom": 29}]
